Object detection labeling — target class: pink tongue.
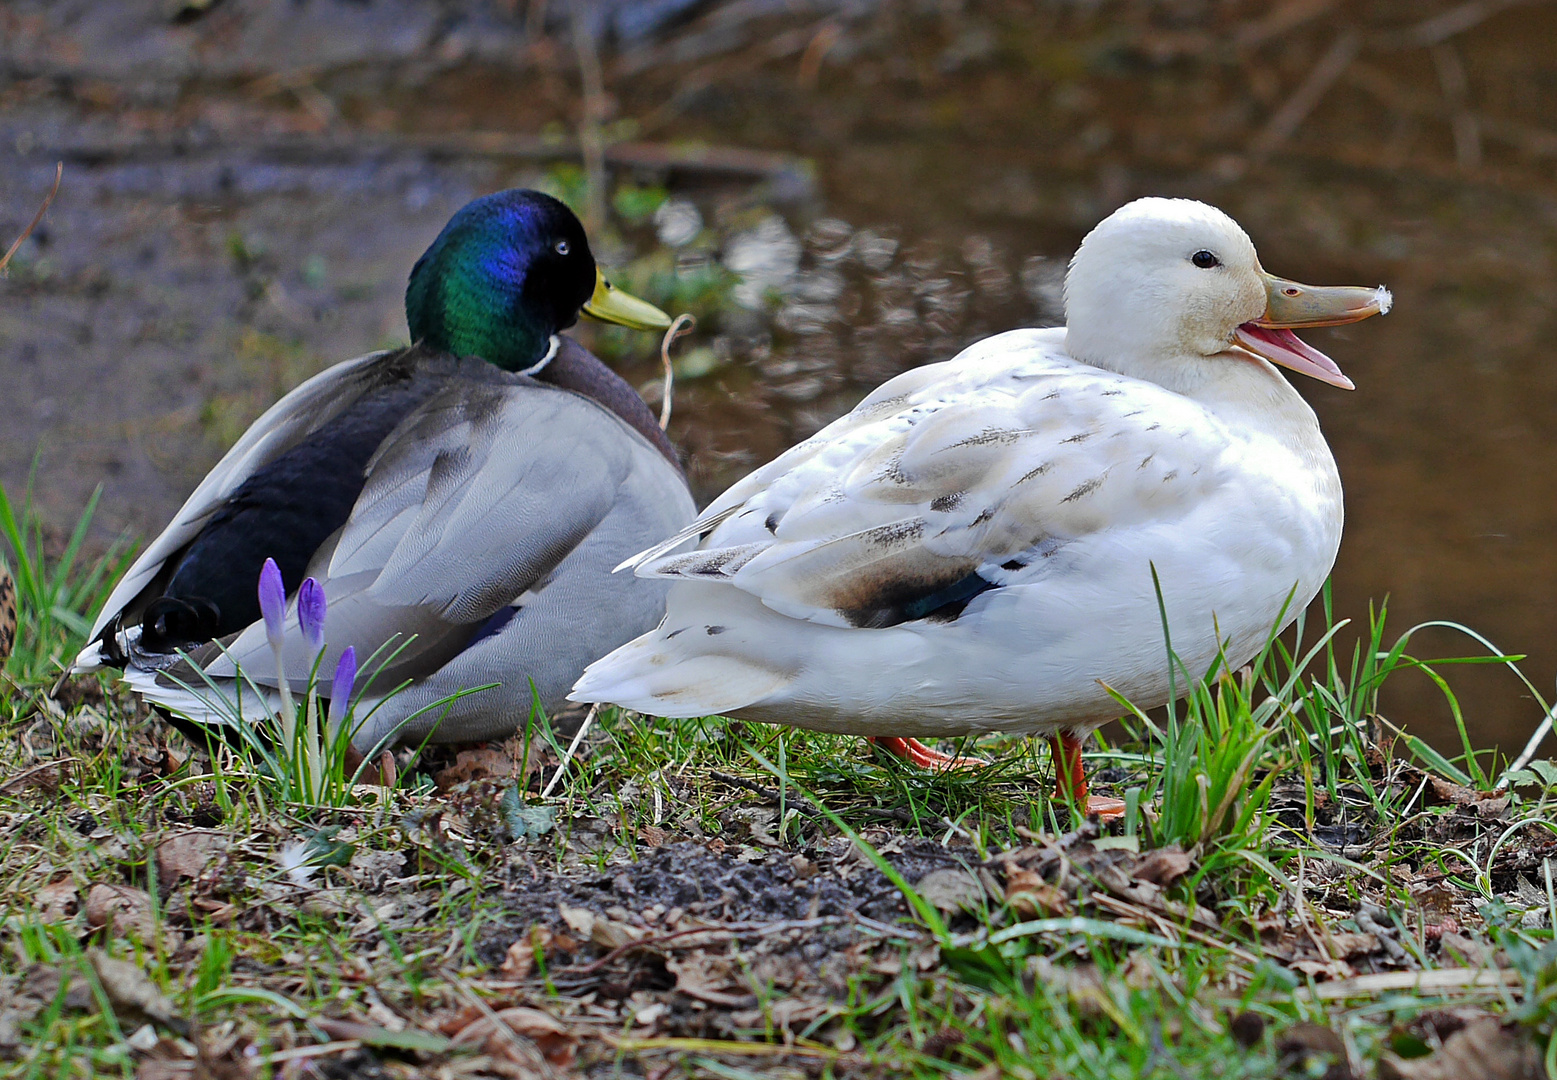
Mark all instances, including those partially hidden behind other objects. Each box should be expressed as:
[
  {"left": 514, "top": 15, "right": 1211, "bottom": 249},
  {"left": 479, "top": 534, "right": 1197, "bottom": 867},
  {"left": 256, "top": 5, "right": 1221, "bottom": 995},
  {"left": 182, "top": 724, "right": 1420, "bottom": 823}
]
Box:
[{"left": 1233, "top": 323, "right": 1354, "bottom": 390}]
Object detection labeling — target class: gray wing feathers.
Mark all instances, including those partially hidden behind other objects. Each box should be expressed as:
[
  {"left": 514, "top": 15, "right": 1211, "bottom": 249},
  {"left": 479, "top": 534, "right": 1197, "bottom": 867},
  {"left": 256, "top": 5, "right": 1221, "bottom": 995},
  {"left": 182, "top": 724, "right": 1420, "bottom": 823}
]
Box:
[
  {"left": 340, "top": 386, "right": 622, "bottom": 621},
  {"left": 187, "top": 380, "right": 633, "bottom": 689}
]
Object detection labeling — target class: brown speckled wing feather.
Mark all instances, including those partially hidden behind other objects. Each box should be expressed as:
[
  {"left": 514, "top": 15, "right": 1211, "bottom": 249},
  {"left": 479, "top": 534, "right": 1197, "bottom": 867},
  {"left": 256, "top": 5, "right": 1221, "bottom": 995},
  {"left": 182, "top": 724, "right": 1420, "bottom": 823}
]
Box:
[{"left": 630, "top": 329, "right": 1235, "bottom": 628}]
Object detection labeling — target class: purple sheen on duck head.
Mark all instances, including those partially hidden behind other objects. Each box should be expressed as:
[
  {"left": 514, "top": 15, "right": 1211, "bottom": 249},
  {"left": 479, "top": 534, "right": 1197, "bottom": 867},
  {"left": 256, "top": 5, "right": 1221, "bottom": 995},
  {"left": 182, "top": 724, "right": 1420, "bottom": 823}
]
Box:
[
  {"left": 329, "top": 646, "right": 356, "bottom": 727},
  {"left": 297, "top": 577, "right": 326, "bottom": 652},
  {"left": 258, "top": 558, "right": 286, "bottom": 649}
]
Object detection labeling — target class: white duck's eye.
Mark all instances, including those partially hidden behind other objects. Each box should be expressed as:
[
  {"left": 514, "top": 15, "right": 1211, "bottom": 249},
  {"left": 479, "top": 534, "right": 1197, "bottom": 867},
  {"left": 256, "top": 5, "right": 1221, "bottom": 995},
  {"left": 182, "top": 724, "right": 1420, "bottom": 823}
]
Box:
[
  {"left": 554, "top": 240, "right": 570, "bottom": 255},
  {"left": 1191, "top": 250, "right": 1220, "bottom": 269}
]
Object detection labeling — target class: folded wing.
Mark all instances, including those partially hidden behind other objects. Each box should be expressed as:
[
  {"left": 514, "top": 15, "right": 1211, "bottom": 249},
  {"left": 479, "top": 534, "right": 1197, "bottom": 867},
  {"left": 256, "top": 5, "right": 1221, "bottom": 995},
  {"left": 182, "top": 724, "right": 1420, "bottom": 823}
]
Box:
[
  {"left": 630, "top": 329, "right": 1236, "bottom": 629},
  {"left": 164, "top": 375, "right": 641, "bottom": 694}
]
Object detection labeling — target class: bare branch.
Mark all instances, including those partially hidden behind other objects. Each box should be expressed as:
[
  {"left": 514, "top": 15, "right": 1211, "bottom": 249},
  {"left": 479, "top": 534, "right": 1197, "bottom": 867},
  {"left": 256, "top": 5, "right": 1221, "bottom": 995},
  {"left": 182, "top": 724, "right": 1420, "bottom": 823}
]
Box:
[{"left": 0, "top": 162, "right": 63, "bottom": 278}]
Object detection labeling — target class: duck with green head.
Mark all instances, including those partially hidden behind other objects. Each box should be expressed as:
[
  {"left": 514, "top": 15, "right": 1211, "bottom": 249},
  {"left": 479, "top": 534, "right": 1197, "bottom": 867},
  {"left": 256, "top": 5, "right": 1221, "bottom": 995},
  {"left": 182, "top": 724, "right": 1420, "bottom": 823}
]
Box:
[{"left": 76, "top": 189, "right": 695, "bottom": 750}]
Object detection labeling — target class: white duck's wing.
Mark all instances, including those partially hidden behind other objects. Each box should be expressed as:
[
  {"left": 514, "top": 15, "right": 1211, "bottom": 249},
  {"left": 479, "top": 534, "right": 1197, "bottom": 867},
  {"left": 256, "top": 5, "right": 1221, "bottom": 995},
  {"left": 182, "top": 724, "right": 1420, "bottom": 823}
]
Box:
[
  {"left": 170, "top": 374, "right": 640, "bottom": 693},
  {"left": 631, "top": 329, "right": 1238, "bottom": 629},
  {"left": 82, "top": 349, "right": 400, "bottom": 652}
]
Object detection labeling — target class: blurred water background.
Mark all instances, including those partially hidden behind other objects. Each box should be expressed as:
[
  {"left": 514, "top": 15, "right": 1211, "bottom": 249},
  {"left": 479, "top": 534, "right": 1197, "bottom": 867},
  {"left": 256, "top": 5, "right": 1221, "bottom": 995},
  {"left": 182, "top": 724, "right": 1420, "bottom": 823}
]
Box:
[{"left": 3, "top": 0, "right": 1557, "bottom": 756}]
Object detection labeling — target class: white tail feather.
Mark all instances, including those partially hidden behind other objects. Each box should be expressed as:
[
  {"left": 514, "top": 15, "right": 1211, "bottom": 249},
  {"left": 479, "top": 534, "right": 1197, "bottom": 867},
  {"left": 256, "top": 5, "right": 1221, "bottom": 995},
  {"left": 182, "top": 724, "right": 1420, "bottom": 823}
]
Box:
[{"left": 569, "top": 633, "right": 789, "bottom": 718}]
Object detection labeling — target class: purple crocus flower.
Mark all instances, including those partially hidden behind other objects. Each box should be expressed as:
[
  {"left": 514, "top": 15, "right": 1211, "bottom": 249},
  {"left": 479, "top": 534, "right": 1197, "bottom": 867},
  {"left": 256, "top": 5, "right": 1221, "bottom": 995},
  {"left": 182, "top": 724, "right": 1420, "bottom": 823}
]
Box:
[
  {"left": 297, "top": 577, "right": 326, "bottom": 654},
  {"left": 258, "top": 558, "right": 286, "bottom": 650},
  {"left": 328, "top": 646, "right": 357, "bottom": 730}
]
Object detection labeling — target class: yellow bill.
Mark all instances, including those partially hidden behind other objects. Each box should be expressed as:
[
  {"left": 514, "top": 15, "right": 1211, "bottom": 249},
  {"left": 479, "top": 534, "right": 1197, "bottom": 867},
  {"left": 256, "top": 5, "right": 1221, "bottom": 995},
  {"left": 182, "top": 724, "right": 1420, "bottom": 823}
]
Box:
[{"left": 582, "top": 268, "right": 672, "bottom": 331}]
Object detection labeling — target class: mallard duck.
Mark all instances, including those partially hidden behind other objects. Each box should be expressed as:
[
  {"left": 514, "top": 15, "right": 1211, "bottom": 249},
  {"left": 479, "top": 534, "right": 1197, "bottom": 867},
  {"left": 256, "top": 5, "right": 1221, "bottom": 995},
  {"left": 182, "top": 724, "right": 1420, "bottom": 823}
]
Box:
[
  {"left": 74, "top": 189, "right": 696, "bottom": 751},
  {"left": 571, "top": 197, "right": 1390, "bottom": 814}
]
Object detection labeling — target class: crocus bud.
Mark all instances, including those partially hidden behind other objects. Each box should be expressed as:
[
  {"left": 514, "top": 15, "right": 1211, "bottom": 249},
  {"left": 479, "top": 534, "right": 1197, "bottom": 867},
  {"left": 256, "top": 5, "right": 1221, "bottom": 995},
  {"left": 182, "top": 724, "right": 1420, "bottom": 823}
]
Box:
[
  {"left": 258, "top": 558, "right": 286, "bottom": 650},
  {"left": 297, "top": 577, "right": 326, "bottom": 654},
  {"left": 329, "top": 646, "right": 357, "bottom": 729}
]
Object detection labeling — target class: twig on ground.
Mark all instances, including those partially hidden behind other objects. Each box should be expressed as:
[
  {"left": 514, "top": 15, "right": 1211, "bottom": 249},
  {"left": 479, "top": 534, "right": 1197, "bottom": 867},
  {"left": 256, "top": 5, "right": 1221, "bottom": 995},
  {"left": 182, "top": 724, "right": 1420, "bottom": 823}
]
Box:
[
  {"left": 0, "top": 757, "right": 80, "bottom": 793},
  {"left": 0, "top": 162, "right": 63, "bottom": 277},
  {"left": 709, "top": 769, "right": 823, "bottom": 820},
  {"left": 541, "top": 703, "right": 597, "bottom": 799},
  {"left": 1301, "top": 968, "right": 1524, "bottom": 1000}
]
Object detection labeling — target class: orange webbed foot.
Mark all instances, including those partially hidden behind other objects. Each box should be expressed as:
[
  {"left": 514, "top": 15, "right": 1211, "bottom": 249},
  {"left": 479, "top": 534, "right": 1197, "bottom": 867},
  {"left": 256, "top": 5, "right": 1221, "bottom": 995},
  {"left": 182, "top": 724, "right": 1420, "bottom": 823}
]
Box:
[
  {"left": 870, "top": 736, "right": 989, "bottom": 771},
  {"left": 1084, "top": 796, "right": 1127, "bottom": 822},
  {"left": 1049, "top": 733, "right": 1123, "bottom": 820}
]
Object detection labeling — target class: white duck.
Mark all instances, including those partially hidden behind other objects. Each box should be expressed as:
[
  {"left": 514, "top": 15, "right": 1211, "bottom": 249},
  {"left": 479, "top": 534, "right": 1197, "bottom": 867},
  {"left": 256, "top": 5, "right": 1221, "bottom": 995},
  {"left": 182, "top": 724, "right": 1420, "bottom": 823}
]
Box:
[{"left": 570, "top": 198, "right": 1390, "bottom": 814}]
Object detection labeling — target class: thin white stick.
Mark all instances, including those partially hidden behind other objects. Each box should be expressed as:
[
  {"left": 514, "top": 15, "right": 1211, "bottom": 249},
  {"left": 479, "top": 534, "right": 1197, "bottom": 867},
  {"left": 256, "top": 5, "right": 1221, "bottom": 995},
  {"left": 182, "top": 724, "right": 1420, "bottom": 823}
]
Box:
[
  {"left": 658, "top": 314, "right": 695, "bottom": 430},
  {"left": 1499, "top": 693, "right": 1557, "bottom": 788},
  {"left": 541, "top": 703, "right": 597, "bottom": 799}
]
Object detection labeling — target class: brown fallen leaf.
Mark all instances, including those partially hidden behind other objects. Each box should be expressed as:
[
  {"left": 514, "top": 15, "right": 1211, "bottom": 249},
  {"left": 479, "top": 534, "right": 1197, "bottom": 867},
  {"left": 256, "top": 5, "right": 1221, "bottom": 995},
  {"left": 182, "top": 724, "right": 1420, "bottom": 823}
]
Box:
[
  {"left": 85, "top": 883, "right": 157, "bottom": 941},
  {"left": 1327, "top": 932, "right": 1380, "bottom": 960},
  {"left": 450, "top": 1006, "right": 576, "bottom": 1069},
  {"left": 637, "top": 824, "right": 666, "bottom": 847},
  {"left": 1005, "top": 866, "right": 1070, "bottom": 918},
  {"left": 434, "top": 747, "right": 522, "bottom": 791},
  {"left": 558, "top": 903, "right": 595, "bottom": 939},
  {"left": 156, "top": 830, "right": 229, "bottom": 885},
  {"left": 35, "top": 879, "right": 80, "bottom": 922},
  {"left": 915, "top": 868, "right": 987, "bottom": 914},
  {"left": 595, "top": 918, "right": 645, "bottom": 951},
  {"left": 1132, "top": 847, "right": 1193, "bottom": 886},
  {"left": 17, "top": 964, "right": 95, "bottom": 1017},
  {"left": 500, "top": 941, "right": 534, "bottom": 979},
  {"left": 1437, "top": 932, "right": 1495, "bottom": 967},
  {"left": 501, "top": 926, "right": 554, "bottom": 979},
  {"left": 1427, "top": 777, "right": 1511, "bottom": 816},
  {"left": 789, "top": 853, "right": 818, "bottom": 879},
  {"left": 88, "top": 948, "right": 186, "bottom": 1035},
  {"left": 558, "top": 902, "right": 644, "bottom": 950},
  {"left": 666, "top": 952, "right": 757, "bottom": 1007},
  {"left": 1378, "top": 1017, "right": 1543, "bottom": 1080}
]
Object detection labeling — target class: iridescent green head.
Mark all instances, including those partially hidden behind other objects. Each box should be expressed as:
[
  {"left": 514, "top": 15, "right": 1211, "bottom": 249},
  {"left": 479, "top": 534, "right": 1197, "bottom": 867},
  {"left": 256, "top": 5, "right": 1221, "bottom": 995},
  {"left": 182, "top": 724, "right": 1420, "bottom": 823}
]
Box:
[{"left": 405, "top": 189, "right": 671, "bottom": 372}]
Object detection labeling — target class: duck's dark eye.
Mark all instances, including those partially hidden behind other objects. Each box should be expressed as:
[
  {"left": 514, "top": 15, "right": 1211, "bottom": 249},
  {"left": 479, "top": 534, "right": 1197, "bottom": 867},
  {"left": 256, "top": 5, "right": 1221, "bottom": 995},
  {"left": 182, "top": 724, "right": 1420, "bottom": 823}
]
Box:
[
  {"left": 554, "top": 240, "right": 570, "bottom": 256},
  {"left": 1191, "top": 250, "right": 1220, "bottom": 269}
]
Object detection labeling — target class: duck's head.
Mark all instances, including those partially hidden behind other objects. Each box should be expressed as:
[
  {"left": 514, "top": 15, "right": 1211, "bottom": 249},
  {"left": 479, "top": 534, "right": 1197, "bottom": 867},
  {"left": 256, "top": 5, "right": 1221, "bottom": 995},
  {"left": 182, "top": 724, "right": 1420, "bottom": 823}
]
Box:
[
  {"left": 406, "top": 189, "right": 671, "bottom": 373},
  {"left": 1063, "top": 197, "right": 1390, "bottom": 392}
]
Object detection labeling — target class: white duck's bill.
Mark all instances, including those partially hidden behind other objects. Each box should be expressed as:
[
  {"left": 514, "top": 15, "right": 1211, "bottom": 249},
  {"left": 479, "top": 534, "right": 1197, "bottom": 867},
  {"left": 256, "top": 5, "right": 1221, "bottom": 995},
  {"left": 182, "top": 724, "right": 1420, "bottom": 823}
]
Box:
[
  {"left": 1233, "top": 324, "right": 1355, "bottom": 390},
  {"left": 1233, "top": 273, "right": 1392, "bottom": 390}
]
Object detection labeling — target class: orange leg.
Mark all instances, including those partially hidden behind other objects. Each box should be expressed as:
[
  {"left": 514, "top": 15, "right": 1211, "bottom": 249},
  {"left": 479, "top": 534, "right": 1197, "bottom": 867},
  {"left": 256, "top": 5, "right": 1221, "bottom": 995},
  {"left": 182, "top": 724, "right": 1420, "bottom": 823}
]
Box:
[
  {"left": 870, "top": 736, "right": 988, "bottom": 771},
  {"left": 1048, "top": 732, "right": 1126, "bottom": 820}
]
